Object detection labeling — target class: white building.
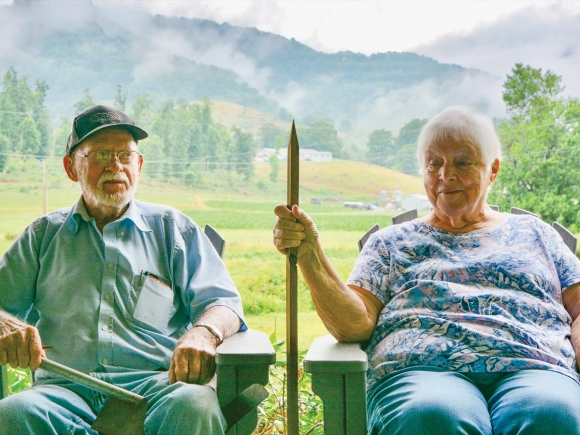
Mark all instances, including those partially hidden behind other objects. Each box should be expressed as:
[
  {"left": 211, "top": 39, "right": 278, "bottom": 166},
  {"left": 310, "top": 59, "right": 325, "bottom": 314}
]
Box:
[
  {"left": 401, "top": 194, "right": 431, "bottom": 211},
  {"left": 254, "top": 148, "right": 280, "bottom": 161},
  {"left": 298, "top": 148, "right": 333, "bottom": 162},
  {"left": 254, "top": 148, "right": 332, "bottom": 162}
]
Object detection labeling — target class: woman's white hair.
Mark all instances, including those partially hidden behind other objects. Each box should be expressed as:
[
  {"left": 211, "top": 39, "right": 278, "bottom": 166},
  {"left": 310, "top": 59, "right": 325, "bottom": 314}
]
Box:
[{"left": 416, "top": 105, "right": 502, "bottom": 174}]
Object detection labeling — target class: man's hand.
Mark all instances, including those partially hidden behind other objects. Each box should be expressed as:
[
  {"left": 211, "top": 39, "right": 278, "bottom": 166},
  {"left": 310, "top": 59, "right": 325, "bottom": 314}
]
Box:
[
  {"left": 0, "top": 312, "right": 45, "bottom": 371},
  {"left": 273, "top": 204, "right": 319, "bottom": 259},
  {"left": 169, "top": 327, "right": 218, "bottom": 385}
]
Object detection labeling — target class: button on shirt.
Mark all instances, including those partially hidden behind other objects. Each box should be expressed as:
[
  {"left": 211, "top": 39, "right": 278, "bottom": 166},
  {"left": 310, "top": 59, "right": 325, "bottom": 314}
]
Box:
[{"left": 0, "top": 197, "right": 246, "bottom": 378}]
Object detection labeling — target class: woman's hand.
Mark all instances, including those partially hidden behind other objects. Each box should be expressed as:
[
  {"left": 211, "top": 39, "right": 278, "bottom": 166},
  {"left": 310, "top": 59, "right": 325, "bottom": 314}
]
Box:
[{"left": 273, "top": 204, "right": 319, "bottom": 259}]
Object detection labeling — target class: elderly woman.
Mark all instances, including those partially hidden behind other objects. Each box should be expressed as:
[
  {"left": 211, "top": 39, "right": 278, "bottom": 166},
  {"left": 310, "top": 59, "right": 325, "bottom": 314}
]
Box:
[{"left": 273, "top": 106, "right": 580, "bottom": 435}]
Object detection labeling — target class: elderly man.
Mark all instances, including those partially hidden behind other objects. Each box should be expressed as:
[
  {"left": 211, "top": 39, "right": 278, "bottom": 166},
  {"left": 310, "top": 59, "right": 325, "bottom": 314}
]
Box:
[{"left": 0, "top": 105, "right": 245, "bottom": 435}]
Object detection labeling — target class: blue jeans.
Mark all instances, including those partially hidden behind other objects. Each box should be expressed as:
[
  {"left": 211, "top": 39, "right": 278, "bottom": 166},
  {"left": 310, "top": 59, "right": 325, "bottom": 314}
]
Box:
[
  {"left": 368, "top": 368, "right": 580, "bottom": 435},
  {"left": 0, "top": 370, "right": 226, "bottom": 435}
]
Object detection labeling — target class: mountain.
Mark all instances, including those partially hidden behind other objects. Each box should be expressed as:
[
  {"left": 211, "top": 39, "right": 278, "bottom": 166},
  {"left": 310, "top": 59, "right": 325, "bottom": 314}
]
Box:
[{"left": 0, "top": 0, "right": 501, "bottom": 133}]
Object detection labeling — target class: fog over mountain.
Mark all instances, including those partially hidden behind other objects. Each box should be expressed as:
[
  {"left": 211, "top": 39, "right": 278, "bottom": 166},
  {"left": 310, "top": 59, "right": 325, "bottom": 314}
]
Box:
[
  {"left": 2, "top": 0, "right": 572, "bottom": 135},
  {"left": 414, "top": 3, "right": 580, "bottom": 99}
]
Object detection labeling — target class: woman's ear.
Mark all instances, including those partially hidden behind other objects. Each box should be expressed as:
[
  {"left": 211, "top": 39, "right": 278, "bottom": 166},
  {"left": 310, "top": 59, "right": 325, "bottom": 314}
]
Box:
[
  {"left": 490, "top": 159, "right": 500, "bottom": 182},
  {"left": 63, "top": 155, "right": 79, "bottom": 182}
]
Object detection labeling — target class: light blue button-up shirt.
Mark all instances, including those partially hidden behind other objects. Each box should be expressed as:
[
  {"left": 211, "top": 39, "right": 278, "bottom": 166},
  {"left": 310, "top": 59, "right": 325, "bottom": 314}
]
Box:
[{"left": 0, "top": 197, "right": 245, "bottom": 378}]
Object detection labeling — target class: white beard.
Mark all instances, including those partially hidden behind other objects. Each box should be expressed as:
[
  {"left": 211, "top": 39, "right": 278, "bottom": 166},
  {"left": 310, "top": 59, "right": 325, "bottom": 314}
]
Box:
[{"left": 79, "top": 171, "right": 137, "bottom": 209}]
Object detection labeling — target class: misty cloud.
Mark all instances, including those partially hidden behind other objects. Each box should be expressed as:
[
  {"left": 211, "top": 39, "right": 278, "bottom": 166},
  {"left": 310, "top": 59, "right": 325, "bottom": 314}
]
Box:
[
  {"left": 0, "top": 1, "right": 277, "bottom": 98},
  {"left": 268, "top": 80, "right": 309, "bottom": 116},
  {"left": 0, "top": 1, "right": 137, "bottom": 63},
  {"left": 106, "top": 3, "right": 276, "bottom": 99},
  {"left": 414, "top": 3, "right": 580, "bottom": 99},
  {"left": 132, "top": 48, "right": 176, "bottom": 83},
  {"left": 351, "top": 72, "right": 505, "bottom": 134}
]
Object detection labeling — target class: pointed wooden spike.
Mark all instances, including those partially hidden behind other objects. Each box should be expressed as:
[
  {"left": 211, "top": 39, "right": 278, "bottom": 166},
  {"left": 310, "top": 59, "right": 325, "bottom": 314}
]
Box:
[
  {"left": 287, "top": 120, "right": 299, "bottom": 208},
  {"left": 286, "top": 120, "right": 299, "bottom": 435}
]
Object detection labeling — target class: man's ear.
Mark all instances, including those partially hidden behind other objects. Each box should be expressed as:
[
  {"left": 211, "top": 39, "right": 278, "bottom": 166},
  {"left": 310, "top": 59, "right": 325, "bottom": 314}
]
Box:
[
  {"left": 63, "top": 155, "right": 79, "bottom": 182},
  {"left": 137, "top": 153, "right": 144, "bottom": 174}
]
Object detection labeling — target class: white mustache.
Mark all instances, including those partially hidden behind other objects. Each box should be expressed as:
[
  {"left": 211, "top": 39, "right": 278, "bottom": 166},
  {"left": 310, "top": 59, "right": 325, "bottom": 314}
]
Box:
[{"left": 98, "top": 172, "right": 129, "bottom": 188}]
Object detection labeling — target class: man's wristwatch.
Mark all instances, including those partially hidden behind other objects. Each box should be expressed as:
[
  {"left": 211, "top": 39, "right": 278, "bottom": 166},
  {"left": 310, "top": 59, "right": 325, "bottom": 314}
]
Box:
[{"left": 192, "top": 323, "right": 224, "bottom": 346}]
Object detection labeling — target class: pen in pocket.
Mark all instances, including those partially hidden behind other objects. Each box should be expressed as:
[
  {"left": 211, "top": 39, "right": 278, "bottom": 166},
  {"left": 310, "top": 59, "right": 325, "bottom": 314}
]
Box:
[{"left": 140, "top": 270, "right": 171, "bottom": 289}]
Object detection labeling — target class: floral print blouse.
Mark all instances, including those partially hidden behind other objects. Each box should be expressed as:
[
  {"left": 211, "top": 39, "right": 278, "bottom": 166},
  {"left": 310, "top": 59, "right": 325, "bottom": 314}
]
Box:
[{"left": 347, "top": 214, "right": 580, "bottom": 387}]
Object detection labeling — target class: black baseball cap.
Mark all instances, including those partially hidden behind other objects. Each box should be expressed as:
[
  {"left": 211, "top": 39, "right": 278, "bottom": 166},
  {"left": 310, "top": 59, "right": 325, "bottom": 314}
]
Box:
[{"left": 66, "top": 105, "right": 148, "bottom": 155}]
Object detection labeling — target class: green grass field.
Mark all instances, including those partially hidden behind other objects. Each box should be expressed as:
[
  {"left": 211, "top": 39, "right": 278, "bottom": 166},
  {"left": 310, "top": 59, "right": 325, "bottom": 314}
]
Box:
[{"left": 0, "top": 172, "right": 403, "bottom": 348}]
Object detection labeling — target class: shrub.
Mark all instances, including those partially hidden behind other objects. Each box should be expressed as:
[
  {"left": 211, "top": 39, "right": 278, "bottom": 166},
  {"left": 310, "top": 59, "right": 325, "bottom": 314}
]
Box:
[{"left": 255, "top": 334, "right": 324, "bottom": 434}]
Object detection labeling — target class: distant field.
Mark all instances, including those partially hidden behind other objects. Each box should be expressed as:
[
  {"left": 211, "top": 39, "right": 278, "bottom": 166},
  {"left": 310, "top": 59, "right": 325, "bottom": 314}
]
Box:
[
  {"left": 210, "top": 99, "right": 365, "bottom": 152},
  {"left": 255, "top": 159, "right": 425, "bottom": 203},
  {"left": 211, "top": 100, "right": 289, "bottom": 139}
]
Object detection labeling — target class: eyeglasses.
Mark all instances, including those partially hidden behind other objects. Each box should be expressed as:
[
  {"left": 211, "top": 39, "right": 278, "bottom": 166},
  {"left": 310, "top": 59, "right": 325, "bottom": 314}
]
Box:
[{"left": 73, "top": 150, "right": 141, "bottom": 167}]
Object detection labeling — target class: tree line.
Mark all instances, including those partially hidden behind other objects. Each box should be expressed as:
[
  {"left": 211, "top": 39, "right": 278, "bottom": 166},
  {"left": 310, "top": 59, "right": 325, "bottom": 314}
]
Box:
[
  {"left": 0, "top": 67, "right": 51, "bottom": 172},
  {"left": 365, "top": 118, "right": 427, "bottom": 176},
  {"left": 2, "top": 64, "right": 580, "bottom": 230},
  {"left": 489, "top": 64, "right": 580, "bottom": 231},
  {"left": 364, "top": 64, "right": 580, "bottom": 231},
  {"left": 0, "top": 67, "right": 349, "bottom": 189}
]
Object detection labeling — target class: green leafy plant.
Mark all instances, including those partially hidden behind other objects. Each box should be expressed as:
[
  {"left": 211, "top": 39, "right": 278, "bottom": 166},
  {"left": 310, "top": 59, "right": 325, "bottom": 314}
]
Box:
[
  {"left": 255, "top": 333, "right": 324, "bottom": 434},
  {"left": 7, "top": 366, "right": 32, "bottom": 394}
]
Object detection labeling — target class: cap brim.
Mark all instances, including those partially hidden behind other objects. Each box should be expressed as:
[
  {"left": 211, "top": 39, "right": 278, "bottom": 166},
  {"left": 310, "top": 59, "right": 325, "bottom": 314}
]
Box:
[{"left": 69, "top": 124, "right": 148, "bottom": 154}]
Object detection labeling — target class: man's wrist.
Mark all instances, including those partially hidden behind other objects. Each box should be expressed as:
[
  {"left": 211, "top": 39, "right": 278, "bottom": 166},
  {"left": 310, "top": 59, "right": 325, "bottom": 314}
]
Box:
[{"left": 192, "top": 323, "right": 223, "bottom": 346}]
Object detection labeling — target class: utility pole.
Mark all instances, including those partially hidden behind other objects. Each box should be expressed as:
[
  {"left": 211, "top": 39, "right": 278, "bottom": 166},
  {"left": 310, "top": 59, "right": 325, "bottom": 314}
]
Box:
[{"left": 42, "top": 159, "right": 48, "bottom": 215}]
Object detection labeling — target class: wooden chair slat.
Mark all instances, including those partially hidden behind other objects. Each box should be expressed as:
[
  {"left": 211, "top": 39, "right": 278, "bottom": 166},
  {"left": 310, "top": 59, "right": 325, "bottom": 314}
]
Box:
[
  {"left": 553, "top": 222, "right": 578, "bottom": 254},
  {"left": 204, "top": 224, "right": 226, "bottom": 258},
  {"left": 392, "top": 209, "right": 418, "bottom": 225},
  {"left": 357, "top": 224, "right": 380, "bottom": 252},
  {"left": 510, "top": 207, "right": 537, "bottom": 217},
  {"left": 0, "top": 366, "right": 8, "bottom": 399}
]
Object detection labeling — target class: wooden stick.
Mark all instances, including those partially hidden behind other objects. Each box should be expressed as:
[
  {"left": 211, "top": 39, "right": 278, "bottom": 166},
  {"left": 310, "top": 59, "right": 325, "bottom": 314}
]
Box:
[
  {"left": 286, "top": 121, "right": 299, "bottom": 435},
  {"left": 40, "top": 358, "right": 145, "bottom": 405}
]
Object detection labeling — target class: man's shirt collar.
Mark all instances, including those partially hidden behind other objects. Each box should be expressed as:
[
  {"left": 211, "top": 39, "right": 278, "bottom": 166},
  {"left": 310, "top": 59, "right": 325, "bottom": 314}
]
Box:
[
  {"left": 68, "top": 196, "right": 151, "bottom": 233},
  {"left": 124, "top": 199, "right": 152, "bottom": 233}
]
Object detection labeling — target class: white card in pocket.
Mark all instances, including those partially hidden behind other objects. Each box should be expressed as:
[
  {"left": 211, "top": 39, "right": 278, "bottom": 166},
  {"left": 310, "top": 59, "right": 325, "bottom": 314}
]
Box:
[{"left": 133, "top": 274, "right": 174, "bottom": 333}]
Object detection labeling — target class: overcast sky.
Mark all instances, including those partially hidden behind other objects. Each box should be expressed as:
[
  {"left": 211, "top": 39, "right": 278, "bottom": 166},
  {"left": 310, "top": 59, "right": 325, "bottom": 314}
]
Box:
[
  {"left": 143, "top": 1, "right": 568, "bottom": 53},
  {"left": 140, "top": 0, "right": 580, "bottom": 98}
]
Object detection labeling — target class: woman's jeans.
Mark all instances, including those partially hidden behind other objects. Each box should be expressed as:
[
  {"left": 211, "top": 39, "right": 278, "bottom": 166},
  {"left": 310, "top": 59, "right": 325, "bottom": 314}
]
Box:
[
  {"left": 368, "top": 368, "right": 580, "bottom": 435},
  {"left": 0, "top": 370, "right": 226, "bottom": 435}
]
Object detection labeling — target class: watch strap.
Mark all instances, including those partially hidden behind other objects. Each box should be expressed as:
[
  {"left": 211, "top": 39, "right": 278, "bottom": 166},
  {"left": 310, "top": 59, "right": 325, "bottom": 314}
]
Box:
[{"left": 192, "top": 323, "right": 224, "bottom": 346}]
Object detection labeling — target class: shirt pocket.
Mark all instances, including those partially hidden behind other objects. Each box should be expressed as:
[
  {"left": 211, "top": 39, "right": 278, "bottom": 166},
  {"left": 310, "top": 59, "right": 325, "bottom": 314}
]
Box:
[{"left": 131, "top": 273, "right": 175, "bottom": 334}]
